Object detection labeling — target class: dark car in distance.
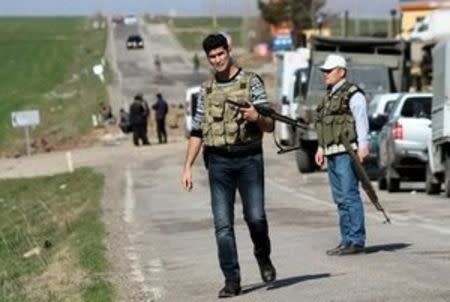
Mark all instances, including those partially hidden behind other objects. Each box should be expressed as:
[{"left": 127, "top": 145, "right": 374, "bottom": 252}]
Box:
[{"left": 126, "top": 35, "right": 144, "bottom": 49}]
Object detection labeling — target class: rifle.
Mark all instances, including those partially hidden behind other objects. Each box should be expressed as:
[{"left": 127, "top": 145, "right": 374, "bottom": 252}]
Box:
[
  {"left": 342, "top": 139, "right": 391, "bottom": 224},
  {"left": 225, "top": 99, "right": 307, "bottom": 154}
]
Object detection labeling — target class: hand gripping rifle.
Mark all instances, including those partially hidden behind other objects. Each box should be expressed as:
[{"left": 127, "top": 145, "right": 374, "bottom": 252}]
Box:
[
  {"left": 226, "top": 99, "right": 392, "bottom": 224},
  {"left": 225, "top": 99, "right": 307, "bottom": 154}
]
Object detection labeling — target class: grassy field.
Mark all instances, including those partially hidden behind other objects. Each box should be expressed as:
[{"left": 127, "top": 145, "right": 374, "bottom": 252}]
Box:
[
  {"left": 0, "top": 168, "right": 114, "bottom": 301},
  {"left": 147, "top": 16, "right": 244, "bottom": 51},
  {"left": 0, "top": 17, "right": 110, "bottom": 155}
]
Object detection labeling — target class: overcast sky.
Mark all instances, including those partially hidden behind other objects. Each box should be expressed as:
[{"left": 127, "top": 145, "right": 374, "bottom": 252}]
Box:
[{"left": 0, "top": 0, "right": 400, "bottom": 18}]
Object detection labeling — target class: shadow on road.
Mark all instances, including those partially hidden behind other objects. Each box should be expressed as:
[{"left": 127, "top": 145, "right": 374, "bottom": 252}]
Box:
[
  {"left": 363, "top": 243, "right": 412, "bottom": 254},
  {"left": 241, "top": 273, "right": 332, "bottom": 294}
]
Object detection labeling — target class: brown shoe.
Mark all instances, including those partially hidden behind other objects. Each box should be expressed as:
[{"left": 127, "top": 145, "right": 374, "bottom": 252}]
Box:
[
  {"left": 337, "top": 244, "right": 365, "bottom": 256},
  {"left": 218, "top": 280, "right": 241, "bottom": 298},
  {"left": 326, "top": 244, "right": 344, "bottom": 256}
]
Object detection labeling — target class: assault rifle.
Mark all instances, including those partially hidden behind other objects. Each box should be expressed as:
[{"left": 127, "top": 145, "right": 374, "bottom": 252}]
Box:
[
  {"left": 342, "top": 139, "right": 391, "bottom": 224},
  {"left": 225, "top": 99, "right": 307, "bottom": 154}
]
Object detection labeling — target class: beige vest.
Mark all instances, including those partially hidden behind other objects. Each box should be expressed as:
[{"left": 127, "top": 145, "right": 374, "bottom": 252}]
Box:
[
  {"left": 315, "top": 82, "right": 360, "bottom": 154},
  {"left": 202, "top": 71, "right": 263, "bottom": 146}
]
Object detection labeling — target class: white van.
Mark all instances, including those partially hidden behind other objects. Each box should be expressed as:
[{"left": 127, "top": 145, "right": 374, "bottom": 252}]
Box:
[{"left": 184, "top": 86, "right": 201, "bottom": 138}]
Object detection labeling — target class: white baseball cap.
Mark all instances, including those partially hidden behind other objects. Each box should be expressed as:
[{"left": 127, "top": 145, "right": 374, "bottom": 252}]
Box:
[{"left": 320, "top": 54, "right": 347, "bottom": 71}]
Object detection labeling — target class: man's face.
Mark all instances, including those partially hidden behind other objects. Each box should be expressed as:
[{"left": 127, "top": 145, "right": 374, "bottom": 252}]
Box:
[
  {"left": 206, "top": 46, "right": 231, "bottom": 73},
  {"left": 322, "top": 67, "right": 346, "bottom": 86}
]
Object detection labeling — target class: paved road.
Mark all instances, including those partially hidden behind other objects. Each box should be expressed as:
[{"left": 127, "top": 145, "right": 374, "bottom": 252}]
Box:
[
  {"left": 99, "top": 20, "right": 450, "bottom": 302},
  {"left": 109, "top": 20, "right": 208, "bottom": 111}
]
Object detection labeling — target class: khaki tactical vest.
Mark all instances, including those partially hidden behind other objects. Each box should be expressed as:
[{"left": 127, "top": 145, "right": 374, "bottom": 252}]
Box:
[
  {"left": 202, "top": 71, "right": 262, "bottom": 146},
  {"left": 315, "top": 82, "right": 362, "bottom": 148}
]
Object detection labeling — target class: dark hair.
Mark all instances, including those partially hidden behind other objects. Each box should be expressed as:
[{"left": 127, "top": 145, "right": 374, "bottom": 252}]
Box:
[
  {"left": 156, "top": 93, "right": 162, "bottom": 98},
  {"left": 134, "top": 93, "right": 143, "bottom": 101},
  {"left": 202, "top": 33, "right": 229, "bottom": 54}
]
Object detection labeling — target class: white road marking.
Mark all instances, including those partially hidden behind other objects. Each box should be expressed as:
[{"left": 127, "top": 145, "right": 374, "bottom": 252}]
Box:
[
  {"left": 267, "top": 177, "right": 450, "bottom": 235},
  {"left": 148, "top": 258, "right": 163, "bottom": 273},
  {"left": 124, "top": 167, "right": 135, "bottom": 224},
  {"left": 65, "top": 151, "right": 74, "bottom": 173}
]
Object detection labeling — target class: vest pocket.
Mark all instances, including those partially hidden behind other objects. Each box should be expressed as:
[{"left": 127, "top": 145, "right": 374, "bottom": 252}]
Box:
[
  {"left": 322, "top": 116, "right": 335, "bottom": 145},
  {"left": 225, "top": 122, "right": 239, "bottom": 144},
  {"left": 211, "top": 122, "right": 225, "bottom": 135}
]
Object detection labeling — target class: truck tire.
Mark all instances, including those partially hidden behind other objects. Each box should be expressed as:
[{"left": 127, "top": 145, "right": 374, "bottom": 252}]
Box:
[
  {"left": 295, "top": 148, "right": 315, "bottom": 173},
  {"left": 387, "top": 177, "right": 400, "bottom": 192},
  {"left": 378, "top": 176, "right": 387, "bottom": 190},
  {"left": 445, "top": 156, "right": 450, "bottom": 198},
  {"left": 425, "top": 165, "right": 440, "bottom": 195}
]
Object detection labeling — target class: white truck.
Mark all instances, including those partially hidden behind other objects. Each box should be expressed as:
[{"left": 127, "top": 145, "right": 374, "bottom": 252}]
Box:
[
  {"left": 426, "top": 39, "right": 450, "bottom": 197},
  {"left": 410, "top": 9, "right": 450, "bottom": 42},
  {"left": 274, "top": 48, "right": 310, "bottom": 145}
]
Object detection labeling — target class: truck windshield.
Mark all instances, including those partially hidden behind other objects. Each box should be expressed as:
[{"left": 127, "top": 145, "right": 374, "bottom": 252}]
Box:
[{"left": 308, "top": 65, "right": 390, "bottom": 97}]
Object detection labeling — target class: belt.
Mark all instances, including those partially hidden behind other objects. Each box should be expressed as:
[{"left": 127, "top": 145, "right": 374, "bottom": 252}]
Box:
[{"left": 205, "top": 142, "right": 262, "bottom": 157}]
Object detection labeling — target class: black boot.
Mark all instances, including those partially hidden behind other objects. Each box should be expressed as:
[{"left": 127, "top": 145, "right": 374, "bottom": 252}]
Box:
[
  {"left": 218, "top": 280, "right": 241, "bottom": 298},
  {"left": 257, "top": 257, "right": 276, "bottom": 283}
]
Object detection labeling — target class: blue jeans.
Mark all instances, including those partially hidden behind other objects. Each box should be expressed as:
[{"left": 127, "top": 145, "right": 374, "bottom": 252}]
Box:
[
  {"left": 327, "top": 153, "right": 366, "bottom": 247},
  {"left": 208, "top": 152, "right": 271, "bottom": 282}
]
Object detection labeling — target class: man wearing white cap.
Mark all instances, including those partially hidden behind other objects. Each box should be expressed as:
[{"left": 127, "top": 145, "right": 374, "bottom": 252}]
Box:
[{"left": 314, "top": 54, "right": 369, "bottom": 256}]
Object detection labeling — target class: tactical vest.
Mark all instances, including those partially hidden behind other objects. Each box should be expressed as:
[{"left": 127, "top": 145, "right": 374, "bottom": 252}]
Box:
[
  {"left": 315, "top": 82, "right": 362, "bottom": 148},
  {"left": 202, "top": 71, "right": 262, "bottom": 147}
]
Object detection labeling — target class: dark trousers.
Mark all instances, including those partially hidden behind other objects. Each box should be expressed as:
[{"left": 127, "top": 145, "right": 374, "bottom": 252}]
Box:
[
  {"left": 132, "top": 124, "right": 150, "bottom": 146},
  {"left": 156, "top": 118, "right": 167, "bottom": 144},
  {"left": 208, "top": 152, "right": 271, "bottom": 282}
]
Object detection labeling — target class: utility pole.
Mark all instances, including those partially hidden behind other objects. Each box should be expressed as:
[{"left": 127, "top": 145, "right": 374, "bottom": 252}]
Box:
[
  {"left": 211, "top": 0, "right": 218, "bottom": 28},
  {"left": 241, "top": 0, "right": 253, "bottom": 51}
]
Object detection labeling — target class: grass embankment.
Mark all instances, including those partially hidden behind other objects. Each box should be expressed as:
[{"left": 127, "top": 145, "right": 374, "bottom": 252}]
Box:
[
  {"left": 0, "top": 17, "right": 110, "bottom": 156},
  {"left": 0, "top": 168, "right": 114, "bottom": 301},
  {"left": 147, "top": 16, "right": 243, "bottom": 50}
]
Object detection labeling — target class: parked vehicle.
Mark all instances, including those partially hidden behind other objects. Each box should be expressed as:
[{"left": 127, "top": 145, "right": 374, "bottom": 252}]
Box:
[
  {"left": 124, "top": 15, "right": 138, "bottom": 26},
  {"left": 365, "top": 93, "right": 401, "bottom": 179},
  {"left": 126, "top": 35, "right": 144, "bottom": 49},
  {"left": 274, "top": 48, "right": 310, "bottom": 145},
  {"left": 378, "top": 92, "right": 432, "bottom": 192},
  {"left": 426, "top": 39, "right": 450, "bottom": 197},
  {"left": 293, "top": 36, "right": 411, "bottom": 173},
  {"left": 184, "top": 86, "right": 200, "bottom": 138},
  {"left": 410, "top": 9, "right": 450, "bottom": 42}
]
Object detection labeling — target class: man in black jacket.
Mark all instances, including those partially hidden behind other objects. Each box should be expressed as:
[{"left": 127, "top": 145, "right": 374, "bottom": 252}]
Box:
[
  {"left": 129, "top": 94, "right": 150, "bottom": 146},
  {"left": 152, "top": 93, "right": 168, "bottom": 144}
]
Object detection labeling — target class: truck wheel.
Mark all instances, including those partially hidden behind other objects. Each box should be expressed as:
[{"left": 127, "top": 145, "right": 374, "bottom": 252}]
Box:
[
  {"left": 425, "top": 165, "right": 440, "bottom": 195},
  {"left": 378, "top": 176, "right": 387, "bottom": 190},
  {"left": 387, "top": 177, "right": 400, "bottom": 192},
  {"left": 295, "top": 148, "right": 315, "bottom": 173},
  {"left": 445, "top": 157, "right": 450, "bottom": 198}
]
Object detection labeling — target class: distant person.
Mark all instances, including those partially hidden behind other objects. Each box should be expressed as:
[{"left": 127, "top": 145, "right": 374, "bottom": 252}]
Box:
[
  {"left": 118, "top": 108, "right": 131, "bottom": 134},
  {"left": 154, "top": 54, "right": 162, "bottom": 73},
  {"left": 193, "top": 52, "right": 200, "bottom": 73},
  {"left": 129, "top": 94, "right": 150, "bottom": 146},
  {"left": 100, "top": 102, "right": 115, "bottom": 124},
  {"left": 152, "top": 93, "right": 168, "bottom": 144}
]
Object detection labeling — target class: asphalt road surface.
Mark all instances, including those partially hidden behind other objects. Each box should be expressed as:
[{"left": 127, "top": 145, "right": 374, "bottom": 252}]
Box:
[{"left": 105, "top": 19, "right": 450, "bottom": 302}]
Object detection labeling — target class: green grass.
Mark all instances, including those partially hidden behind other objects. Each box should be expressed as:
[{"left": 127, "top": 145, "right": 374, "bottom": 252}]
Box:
[
  {"left": 148, "top": 16, "right": 244, "bottom": 50},
  {"left": 173, "top": 29, "right": 242, "bottom": 51},
  {"left": 0, "top": 17, "right": 110, "bottom": 155},
  {"left": 0, "top": 168, "right": 114, "bottom": 301}
]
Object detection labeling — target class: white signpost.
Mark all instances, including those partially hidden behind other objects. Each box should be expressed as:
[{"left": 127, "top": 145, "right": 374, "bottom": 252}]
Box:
[{"left": 11, "top": 110, "right": 40, "bottom": 156}]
